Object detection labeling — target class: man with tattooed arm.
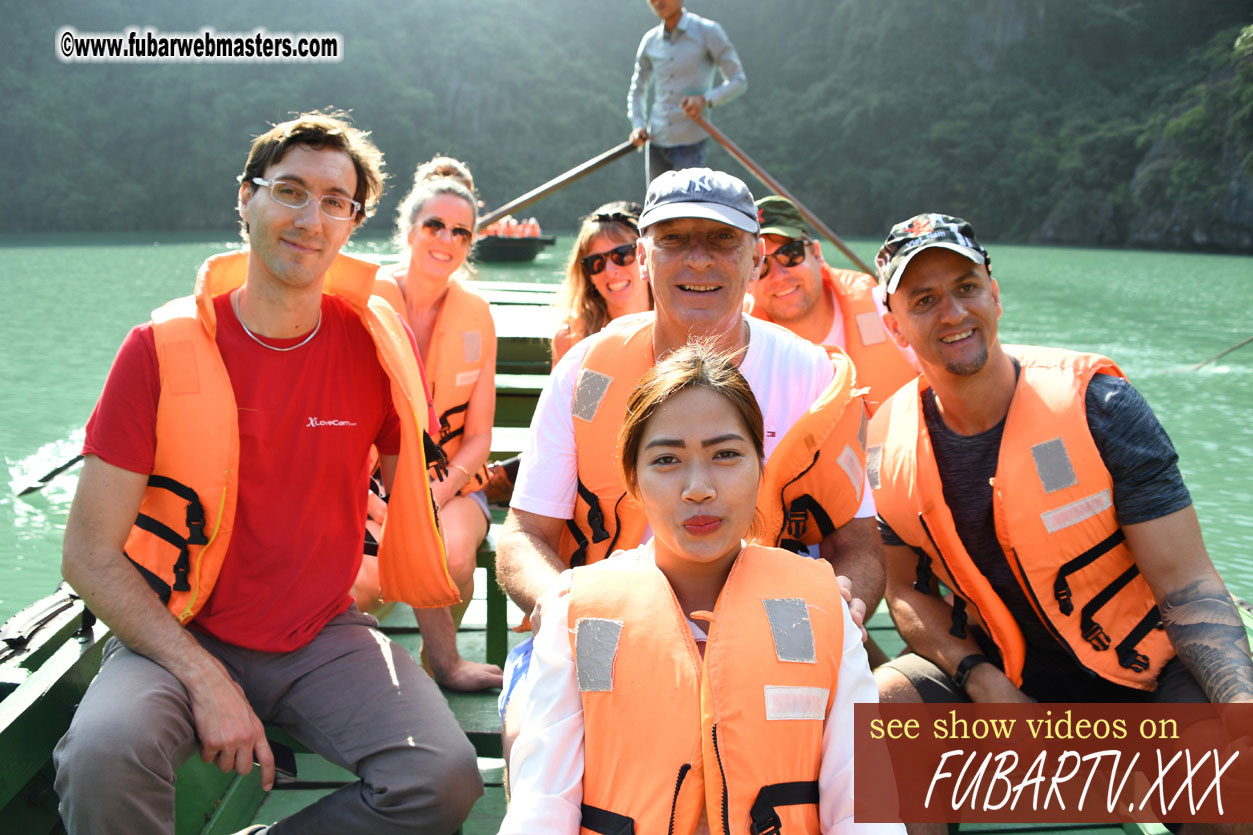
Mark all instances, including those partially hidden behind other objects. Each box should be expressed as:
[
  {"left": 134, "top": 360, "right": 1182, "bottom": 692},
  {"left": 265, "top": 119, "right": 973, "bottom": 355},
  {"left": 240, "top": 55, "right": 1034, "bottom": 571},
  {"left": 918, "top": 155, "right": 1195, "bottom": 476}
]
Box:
[
  {"left": 865, "top": 215, "right": 1252, "bottom": 713},
  {"left": 866, "top": 214, "right": 1253, "bottom": 834}
]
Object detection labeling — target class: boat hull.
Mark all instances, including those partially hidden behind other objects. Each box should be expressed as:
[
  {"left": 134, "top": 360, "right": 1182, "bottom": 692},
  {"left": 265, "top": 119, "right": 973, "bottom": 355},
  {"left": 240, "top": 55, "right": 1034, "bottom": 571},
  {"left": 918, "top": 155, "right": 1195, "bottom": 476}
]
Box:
[{"left": 473, "top": 235, "right": 556, "bottom": 263}]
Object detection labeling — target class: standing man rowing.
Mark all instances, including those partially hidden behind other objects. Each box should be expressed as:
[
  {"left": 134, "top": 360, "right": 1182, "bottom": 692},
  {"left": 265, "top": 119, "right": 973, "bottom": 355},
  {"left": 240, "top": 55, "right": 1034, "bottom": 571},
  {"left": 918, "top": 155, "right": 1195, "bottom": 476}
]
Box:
[{"left": 627, "top": 0, "right": 747, "bottom": 184}]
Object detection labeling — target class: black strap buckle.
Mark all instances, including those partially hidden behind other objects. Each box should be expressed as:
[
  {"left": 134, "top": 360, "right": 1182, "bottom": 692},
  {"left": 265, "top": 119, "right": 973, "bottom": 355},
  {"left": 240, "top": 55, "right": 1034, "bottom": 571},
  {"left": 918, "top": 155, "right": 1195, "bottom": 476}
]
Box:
[
  {"left": 785, "top": 505, "right": 809, "bottom": 540},
  {"left": 752, "top": 810, "right": 782, "bottom": 835},
  {"left": 750, "top": 781, "right": 819, "bottom": 835},
  {"left": 1116, "top": 606, "right": 1162, "bottom": 672},
  {"left": 1054, "top": 529, "right": 1126, "bottom": 616},
  {"left": 575, "top": 477, "right": 610, "bottom": 543},
  {"left": 1079, "top": 563, "right": 1139, "bottom": 652}
]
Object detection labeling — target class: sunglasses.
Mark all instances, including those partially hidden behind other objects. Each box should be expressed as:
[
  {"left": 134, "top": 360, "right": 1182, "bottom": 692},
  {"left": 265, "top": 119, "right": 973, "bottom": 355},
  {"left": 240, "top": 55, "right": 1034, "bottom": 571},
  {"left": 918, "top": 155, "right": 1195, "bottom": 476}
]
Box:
[
  {"left": 592, "top": 211, "right": 639, "bottom": 233},
  {"left": 581, "top": 243, "right": 637, "bottom": 277},
  {"left": 420, "top": 217, "right": 473, "bottom": 244},
  {"left": 760, "top": 239, "right": 808, "bottom": 278}
]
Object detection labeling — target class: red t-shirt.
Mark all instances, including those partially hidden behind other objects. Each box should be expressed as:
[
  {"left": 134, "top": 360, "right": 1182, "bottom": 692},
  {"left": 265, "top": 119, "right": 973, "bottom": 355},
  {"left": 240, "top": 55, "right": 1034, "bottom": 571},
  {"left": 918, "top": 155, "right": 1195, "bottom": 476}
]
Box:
[{"left": 85, "top": 292, "right": 418, "bottom": 652}]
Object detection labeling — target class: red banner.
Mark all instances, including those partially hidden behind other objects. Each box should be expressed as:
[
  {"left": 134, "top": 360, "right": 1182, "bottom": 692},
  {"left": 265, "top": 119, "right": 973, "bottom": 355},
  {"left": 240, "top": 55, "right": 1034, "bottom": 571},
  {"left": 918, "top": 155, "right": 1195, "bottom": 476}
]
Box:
[{"left": 854, "top": 703, "right": 1253, "bottom": 825}]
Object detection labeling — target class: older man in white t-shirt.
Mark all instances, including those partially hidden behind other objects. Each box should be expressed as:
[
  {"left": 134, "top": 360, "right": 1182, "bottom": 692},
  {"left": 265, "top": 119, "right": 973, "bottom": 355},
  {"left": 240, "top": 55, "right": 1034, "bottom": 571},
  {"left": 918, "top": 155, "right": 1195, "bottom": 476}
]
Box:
[{"left": 495, "top": 168, "right": 886, "bottom": 756}]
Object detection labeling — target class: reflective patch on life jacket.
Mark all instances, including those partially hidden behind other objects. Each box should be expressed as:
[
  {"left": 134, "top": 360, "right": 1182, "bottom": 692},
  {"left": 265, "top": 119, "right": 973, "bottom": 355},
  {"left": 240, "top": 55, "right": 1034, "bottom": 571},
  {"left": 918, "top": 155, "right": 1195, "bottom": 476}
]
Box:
[
  {"left": 572, "top": 368, "right": 613, "bottom": 423},
  {"left": 762, "top": 598, "right": 816, "bottom": 663},
  {"left": 1032, "top": 437, "right": 1078, "bottom": 494},
  {"left": 455, "top": 369, "right": 479, "bottom": 388},
  {"left": 856, "top": 310, "right": 887, "bottom": 346},
  {"left": 575, "top": 617, "right": 623, "bottom": 691},
  {"left": 867, "top": 444, "right": 882, "bottom": 491},
  {"left": 837, "top": 443, "right": 864, "bottom": 501},
  {"left": 1040, "top": 489, "right": 1112, "bottom": 533},
  {"left": 462, "top": 330, "right": 481, "bottom": 363},
  {"left": 763, "top": 685, "right": 829, "bottom": 720}
]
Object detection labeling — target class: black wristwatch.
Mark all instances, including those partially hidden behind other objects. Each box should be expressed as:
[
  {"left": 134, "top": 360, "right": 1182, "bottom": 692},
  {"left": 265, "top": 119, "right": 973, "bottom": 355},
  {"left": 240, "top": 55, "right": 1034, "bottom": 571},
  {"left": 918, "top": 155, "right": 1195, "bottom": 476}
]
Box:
[{"left": 952, "top": 654, "right": 991, "bottom": 691}]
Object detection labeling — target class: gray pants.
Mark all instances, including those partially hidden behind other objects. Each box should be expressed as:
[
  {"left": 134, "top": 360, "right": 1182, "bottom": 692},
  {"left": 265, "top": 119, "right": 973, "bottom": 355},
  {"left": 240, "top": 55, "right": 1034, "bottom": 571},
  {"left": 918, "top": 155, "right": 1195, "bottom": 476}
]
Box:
[
  {"left": 53, "top": 608, "right": 481, "bottom": 834},
  {"left": 646, "top": 139, "right": 708, "bottom": 186}
]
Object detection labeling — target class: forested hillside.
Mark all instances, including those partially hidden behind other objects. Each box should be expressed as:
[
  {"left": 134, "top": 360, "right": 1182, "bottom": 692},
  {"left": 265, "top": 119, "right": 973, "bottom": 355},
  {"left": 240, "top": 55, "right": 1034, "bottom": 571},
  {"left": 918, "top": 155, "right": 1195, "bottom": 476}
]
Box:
[{"left": 4, "top": 0, "right": 1251, "bottom": 250}]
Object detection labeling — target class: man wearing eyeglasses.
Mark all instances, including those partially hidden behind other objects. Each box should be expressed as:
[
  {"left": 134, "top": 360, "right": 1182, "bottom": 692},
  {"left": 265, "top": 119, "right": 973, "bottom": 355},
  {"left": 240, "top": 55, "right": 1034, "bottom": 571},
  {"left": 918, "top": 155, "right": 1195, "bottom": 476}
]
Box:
[
  {"left": 627, "top": 0, "right": 747, "bottom": 184},
  {"left": 496, "top": 168, "right": 885, "bottom": 764},
  {"left": 749, "top": 196, "right": 919, "bottom": 415},
  {"left": 53, "top": 112, "right": 482, "bottom": 835}
]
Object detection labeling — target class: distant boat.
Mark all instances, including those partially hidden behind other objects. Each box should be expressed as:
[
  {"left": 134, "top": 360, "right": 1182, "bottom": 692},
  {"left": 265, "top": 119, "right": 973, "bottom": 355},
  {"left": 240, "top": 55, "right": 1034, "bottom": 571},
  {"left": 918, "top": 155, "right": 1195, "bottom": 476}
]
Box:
[
  {"left": 473, "top": 233, "right": 557, "bottom": 263},
  {"left": 475, "top": 216, "right": 556, "bottom": 263}
]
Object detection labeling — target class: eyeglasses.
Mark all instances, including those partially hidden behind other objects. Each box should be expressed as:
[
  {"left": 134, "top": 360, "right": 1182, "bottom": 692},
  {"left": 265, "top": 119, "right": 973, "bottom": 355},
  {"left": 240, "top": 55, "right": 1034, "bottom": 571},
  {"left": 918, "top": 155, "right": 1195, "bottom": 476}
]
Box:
[
  {"left": 245, "top": 177, "right": 361, "bottom": 221},
  {"left": 420, "top": 217, "right": 473, "bottom": 244},
  {"left": 760, "top": 239, "right": 808, "bottom": 277},
  {"left": 581, "top": 243, "right": 637, "bottom": 277}
]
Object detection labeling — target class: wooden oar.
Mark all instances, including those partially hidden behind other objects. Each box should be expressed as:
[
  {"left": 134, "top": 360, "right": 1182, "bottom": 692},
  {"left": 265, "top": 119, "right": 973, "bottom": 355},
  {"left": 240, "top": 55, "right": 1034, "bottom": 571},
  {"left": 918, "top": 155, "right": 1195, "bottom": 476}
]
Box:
[
  {"left": 17, "top": 454, "right": 84, "bottom": 496},
  {"left": 477, "top": 140, "right": 639, "bottom": 231},
  {"left": 691, "top": 114, "right": 877, "bottom": 276},
  {"left": 1191, "top": 334, "right": 1253, "bottom": 370}
]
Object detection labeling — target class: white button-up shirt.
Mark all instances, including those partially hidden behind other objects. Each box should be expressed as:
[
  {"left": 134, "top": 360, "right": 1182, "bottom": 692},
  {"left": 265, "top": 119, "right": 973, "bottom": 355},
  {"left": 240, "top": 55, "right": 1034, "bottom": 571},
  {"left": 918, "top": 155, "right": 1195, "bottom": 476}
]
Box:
[{"left": 627, "top": 11, "right": 748, "bottom": 147}]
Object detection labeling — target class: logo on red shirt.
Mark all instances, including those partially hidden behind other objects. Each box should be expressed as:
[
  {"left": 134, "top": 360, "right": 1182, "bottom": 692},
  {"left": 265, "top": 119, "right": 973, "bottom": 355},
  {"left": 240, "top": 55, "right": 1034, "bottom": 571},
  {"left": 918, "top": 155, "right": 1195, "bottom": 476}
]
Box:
[{"left": 307, "top": 417, "right": 358, "bottom": 428}]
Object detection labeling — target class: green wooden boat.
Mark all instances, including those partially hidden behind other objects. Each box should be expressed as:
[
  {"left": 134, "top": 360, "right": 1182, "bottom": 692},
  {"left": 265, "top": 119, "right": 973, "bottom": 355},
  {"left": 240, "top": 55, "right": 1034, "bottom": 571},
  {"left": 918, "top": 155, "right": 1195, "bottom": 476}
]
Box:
[{"left": 3, "top": 279, "right": 1248, "bottom": 834}]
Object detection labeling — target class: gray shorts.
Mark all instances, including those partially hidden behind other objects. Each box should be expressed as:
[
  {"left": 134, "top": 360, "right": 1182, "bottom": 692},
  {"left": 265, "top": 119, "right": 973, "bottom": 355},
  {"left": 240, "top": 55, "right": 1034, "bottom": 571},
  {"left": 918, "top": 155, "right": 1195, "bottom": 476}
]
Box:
[{"left": 467, "top": 486, "right": 490, "bottom": 521}]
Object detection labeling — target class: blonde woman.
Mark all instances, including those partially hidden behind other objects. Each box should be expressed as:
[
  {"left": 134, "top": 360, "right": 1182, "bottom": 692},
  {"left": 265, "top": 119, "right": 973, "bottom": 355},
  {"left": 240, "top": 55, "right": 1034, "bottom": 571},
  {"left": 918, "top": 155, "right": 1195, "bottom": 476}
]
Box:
[
  {"left": 371, "top": 172, "right": 501, "bottom": 691},
  {"left": 550, "top": 202, "right": 652, "bottom": 366}
]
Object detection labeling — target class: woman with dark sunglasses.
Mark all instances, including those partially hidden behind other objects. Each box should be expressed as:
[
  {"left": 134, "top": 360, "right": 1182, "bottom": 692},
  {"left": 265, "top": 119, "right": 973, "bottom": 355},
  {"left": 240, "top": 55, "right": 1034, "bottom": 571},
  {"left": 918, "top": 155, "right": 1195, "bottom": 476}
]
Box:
[
  {"left": 551, "top": 202, "right": 653, "bottom": 366},
  {"left": 363, "top": 166, "right": 503, "bottom": 692}
]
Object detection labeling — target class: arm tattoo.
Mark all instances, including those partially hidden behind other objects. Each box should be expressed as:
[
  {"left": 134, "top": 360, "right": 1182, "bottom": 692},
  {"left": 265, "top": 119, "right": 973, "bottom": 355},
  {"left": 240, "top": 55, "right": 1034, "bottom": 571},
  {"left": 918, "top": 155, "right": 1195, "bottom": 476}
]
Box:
[{"left": 1160, "top": 579, "right": 1253, "bottom": 703}]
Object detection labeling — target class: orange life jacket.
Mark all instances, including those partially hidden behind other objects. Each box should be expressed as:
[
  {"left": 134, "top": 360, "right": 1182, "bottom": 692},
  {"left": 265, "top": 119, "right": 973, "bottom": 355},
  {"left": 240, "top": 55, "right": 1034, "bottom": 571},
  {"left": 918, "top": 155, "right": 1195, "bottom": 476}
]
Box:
[
  {"left": 568, "top": 544, "right": 844, "bottom": 835},
  {"left": 124, "top": 251, "right": 458, "bottom": 623},
  {"left": 373, "top": 270, "right": 495, "bottom": 495},
  {"left": 557, "top": 315, "right": 866, "bottom": 567},
  {"left": 867, "top": 346, "right": 1172, "bottom": 690},
  {"left": 750, "top": 266, "right": 917, "bottom": 415}
]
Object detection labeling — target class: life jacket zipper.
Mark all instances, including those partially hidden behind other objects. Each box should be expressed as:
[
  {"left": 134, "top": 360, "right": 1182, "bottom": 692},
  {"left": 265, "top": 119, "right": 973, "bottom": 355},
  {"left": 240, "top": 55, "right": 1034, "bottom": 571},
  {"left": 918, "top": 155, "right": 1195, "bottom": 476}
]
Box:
[
  {"left": 918, "top": 514, "right": 977, "bottom": 639},
  {"left": 667, "top": 762, "right": 691, "bottom": 835},
  {"left": 712, "top": 724, "right": 730, "bottom": 834}
]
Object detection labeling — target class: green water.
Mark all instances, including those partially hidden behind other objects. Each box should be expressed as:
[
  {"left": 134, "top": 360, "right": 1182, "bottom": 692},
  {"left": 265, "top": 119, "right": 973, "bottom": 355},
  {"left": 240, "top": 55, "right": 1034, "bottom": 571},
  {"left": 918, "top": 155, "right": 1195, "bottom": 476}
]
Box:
[{"left": 1, "top": 233, "right": 1250, "bottom": 623}]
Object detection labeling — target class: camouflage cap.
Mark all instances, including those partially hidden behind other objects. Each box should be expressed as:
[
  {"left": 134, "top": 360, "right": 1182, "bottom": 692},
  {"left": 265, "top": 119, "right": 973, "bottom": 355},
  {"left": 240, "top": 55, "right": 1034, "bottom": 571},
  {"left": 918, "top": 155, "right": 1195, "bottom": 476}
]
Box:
[
  {"left": 755, "top": 195, "right": 810, "bottom": 241},
  {"left": 875, "top": 213, "right": 990, "bottom": 294}
]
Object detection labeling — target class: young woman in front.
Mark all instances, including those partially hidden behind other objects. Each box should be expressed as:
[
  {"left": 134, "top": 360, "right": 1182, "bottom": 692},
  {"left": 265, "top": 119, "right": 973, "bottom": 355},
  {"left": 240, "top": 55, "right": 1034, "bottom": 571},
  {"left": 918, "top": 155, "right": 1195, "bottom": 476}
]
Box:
[{"left": 500, "top": 344, "right": 899, "bottom": 834}]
